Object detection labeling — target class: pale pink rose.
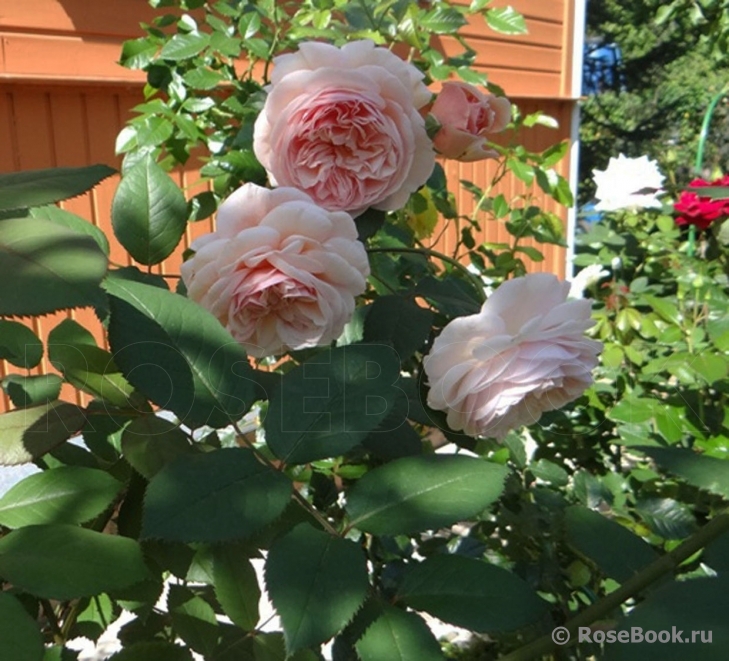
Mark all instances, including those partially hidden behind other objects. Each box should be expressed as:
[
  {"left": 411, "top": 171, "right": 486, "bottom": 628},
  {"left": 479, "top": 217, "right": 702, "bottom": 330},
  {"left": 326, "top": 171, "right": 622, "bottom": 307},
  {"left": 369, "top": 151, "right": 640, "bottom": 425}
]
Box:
[
  {"left": 423, "top": 273, "right": 601, "bottom": 439},
  {"left": 253, "top": 40, "right": 435, "bottom": 216},
  {"left": 430, "top": 81, "right": 511, "bottom": 161},
  {"left": 180, "top": 184, "right": 370, "bottom": 358}
]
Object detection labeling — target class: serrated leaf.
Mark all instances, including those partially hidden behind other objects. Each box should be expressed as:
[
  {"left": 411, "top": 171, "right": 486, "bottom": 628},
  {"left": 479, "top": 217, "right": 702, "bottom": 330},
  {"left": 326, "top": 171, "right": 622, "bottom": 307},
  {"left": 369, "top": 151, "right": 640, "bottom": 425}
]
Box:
[
  {"left": 168, "top": 585, "right": 219, "bottom": 657},
  {"left": 29, "top": 205, "right": 110, "bottom": 255},
  {"left": 213, "top": 545, "right": 261, "bottom": 630},
  {"left": 604, "top": 576, "right": 729, "bottom": 660},
  {"left": 0, "top": 524, "right": 150, "bottom": 600},
  {"left": 0, "top": 592, "right": 44, "bottom": 661},
  {"left": 0, "top": 466, "right": 123, "bottom": 528},
  {"left": 0, "top": 217, "right": 107, "bottom": 316},
  {"left": 0, "top": 320, "right": 42, "bottom": 368},
  {"left": 356, "top": 604, "right": 444, "bottom": 661},
  {"left": 121, "top": 415, "right": 195, "bottom": 479},
  {"left": 111, "top": 157, "right": 187, "bottom": 265},
  {"left": 142, "top": 448, "right": 292, "bottom": 542},
  {"left": 0, "top": 165, "right": 115, "bottom": 211},
  {"left": 398, "top": 554, "right": 549, "bottom": 632},
  {"left": 104, "top": 278, "right": 257, "bottom": 428},
  {"left": 266, "top": 524, "right": 369, "bottom": 653},
  {"left": 485, "top": 6, "right": 528, "bottom": 35},
  {"left": 2, "top": 374, "right": 63, "bottom": 408},
  {"left": 0, "top": 401, "right": 86, "bottom": 466},
  {"left": 636, "top": 446, "right": 729, "bottom": 499},
  {"left": 565, "top": 505, "right": 659, "bottom": 583},
  {"left": 49, "top": 319, "right": 138, "bottom": 408},
  {"left": 264, "top": 345, "right": 403, "bottom": 464},
  {"left": 346, "top": 455, "right": 509, "bottom": 535},
  {"left": 159, "top": 32, "right": 210, "bottom": 60}
]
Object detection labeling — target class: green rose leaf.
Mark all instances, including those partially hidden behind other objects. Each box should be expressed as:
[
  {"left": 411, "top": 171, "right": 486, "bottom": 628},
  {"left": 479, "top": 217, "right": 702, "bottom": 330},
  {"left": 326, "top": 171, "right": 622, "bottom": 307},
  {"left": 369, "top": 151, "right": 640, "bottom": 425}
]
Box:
[
  {"left": 2, "top": 374, "right": 63, "bottom": 409},
  {"left": 0, "top": 524, "right": 150, "bottom": 600},
  {"left": 213, "top": 545, "right": 261, "bottom": 631},
  {"left": 0, "top": 164, "right": 115, "bottom": 211},
  {"left": 485, "top": 6, "right": 528, "bottom": 35},
  {"left": 168, "top": 585, "right": 219, "bottom": 658},
  {"left": 355, "top": 604, "right": 444, "bottom": 661},
  {"left": 0, "top": 320, "right": 43, "bottom": 368},
  {"left": 397, "top": 554, "right": 550, "bottom": 633},
  {"left": 104, "top": 277, "right": 257, "bottom": 428},
  {"left": 0, "top": 401, "right": 86, "bottom": 466},
  {"left": 0, "top": 592, "right": 44, "bottom": 661},
  {"left": 0, "top": 217, "right": 107, "bottom": 316},
  {"left": 159, "top": 33, "right": 210, "bottom": 61},
  {"left": 49, "top": 319, "right": 138, "bottom": 408},
  {"left": 111, "top": 157, "right": 188, "bottom": 265},
  {"left": 121, "top": 415, "right": 195, "bottom": 479},
  {"left": 0, "top": 466, "right": 123, "bottom": 528},
  {"left": 565, "top": 505, "right": 659, "bottom": 583},
  {"left": 345, "top": 455, "right": 509, "bottom": 535},
  {"left": 265, "top": 344, "right": 404, "bottom": 464},
  {"left": 142, "top": 448, "right": 292, "bottom": 543},
  {"left": 29, "top": 205, "right": 110, "bottom": 255},
  {"left": 604, "top": 576, "right": 729, "bottom": 660},
  {"left": 266, "top": 524, "right": 370, "bottom": 653},
  {"left": 635, "top": 446, "right": 729, "bottom": 500}
]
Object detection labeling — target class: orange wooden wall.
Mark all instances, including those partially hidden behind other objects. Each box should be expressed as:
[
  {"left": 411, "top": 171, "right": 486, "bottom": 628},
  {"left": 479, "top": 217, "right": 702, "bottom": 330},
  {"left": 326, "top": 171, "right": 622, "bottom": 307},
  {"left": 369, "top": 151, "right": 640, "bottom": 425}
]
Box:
[{"left": 0, "top": 0, "right": 579, "bottom": 411}]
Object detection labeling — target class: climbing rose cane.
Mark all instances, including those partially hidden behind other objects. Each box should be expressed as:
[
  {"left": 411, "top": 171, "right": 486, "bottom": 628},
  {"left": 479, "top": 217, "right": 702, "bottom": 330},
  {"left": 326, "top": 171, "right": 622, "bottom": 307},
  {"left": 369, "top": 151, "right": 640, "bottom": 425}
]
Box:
[
  {"left": 423, "top": 273, "right": 602, "bottom": 439},
  {"left": 181, "top": 184, "right": 370, "bottom": 358}
]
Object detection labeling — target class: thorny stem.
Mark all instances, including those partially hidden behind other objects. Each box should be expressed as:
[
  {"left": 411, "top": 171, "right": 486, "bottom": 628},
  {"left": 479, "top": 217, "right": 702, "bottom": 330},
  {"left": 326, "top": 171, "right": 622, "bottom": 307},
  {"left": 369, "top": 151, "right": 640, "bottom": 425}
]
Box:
[{"left": 500, "top": 511, "right": 729, "bottom": 661}]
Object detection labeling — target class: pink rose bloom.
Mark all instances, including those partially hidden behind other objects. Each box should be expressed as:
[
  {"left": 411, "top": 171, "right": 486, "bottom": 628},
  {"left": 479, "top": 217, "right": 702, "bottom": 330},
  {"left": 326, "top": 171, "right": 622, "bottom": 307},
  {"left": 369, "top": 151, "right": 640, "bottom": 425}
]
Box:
[
  {"left": 423, "top": 273, "right": 601, "bottom": 439},
  {"left": 180, "top": 184, "right": 370, "bottom": 358},
  {"left": 430, "top": 81, "right": 511, "bottom": 161},
  {"left": 253, "top": 40, "right": 435, "bottom": 216}
]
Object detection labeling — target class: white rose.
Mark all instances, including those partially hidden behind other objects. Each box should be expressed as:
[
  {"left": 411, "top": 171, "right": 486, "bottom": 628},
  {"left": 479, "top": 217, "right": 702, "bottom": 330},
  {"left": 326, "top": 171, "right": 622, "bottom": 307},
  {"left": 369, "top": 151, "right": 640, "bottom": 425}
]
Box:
[
  {"left": 593, "top": 153, "right": 664, "bottom": 212},
  {"left": 423, "top": 273, "right": 602, "bottom": 439},
  {"left": 181, "top": 184, "right": 370, "bottom": 358}
]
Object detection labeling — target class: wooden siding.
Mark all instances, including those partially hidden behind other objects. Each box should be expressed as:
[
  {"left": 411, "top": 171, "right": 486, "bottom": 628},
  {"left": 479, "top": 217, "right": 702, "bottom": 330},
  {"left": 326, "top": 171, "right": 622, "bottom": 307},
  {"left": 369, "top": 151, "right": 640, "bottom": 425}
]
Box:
[{"left": 0, "top": 1, "right": 578, "bottom": 411}]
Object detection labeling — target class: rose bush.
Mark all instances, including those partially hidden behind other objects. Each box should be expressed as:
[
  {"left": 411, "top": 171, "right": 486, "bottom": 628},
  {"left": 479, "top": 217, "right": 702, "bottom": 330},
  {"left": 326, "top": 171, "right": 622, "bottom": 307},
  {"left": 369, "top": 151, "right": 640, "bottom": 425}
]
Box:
[
  {"left": 424, "top": 273, "right": 601, "bottom": 439},
  {"left": 253, "top": 40, "right": 435, "bottom": 216},
  {"left": 180, "top": 183, "right": 369, "bottom": 357},
  {"left": 12, "top": 3, "right": 727, "bottom": 661},
  {"left": 430, "top": 80, "right": 512, "bottom": 161}
]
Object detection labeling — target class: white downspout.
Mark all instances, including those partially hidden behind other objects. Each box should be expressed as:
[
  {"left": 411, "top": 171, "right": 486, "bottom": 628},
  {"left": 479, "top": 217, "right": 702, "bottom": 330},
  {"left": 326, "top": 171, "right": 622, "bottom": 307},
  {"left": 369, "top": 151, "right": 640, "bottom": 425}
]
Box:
[{"left": 566, "top": 0, "right": 587, "bottom": 279}]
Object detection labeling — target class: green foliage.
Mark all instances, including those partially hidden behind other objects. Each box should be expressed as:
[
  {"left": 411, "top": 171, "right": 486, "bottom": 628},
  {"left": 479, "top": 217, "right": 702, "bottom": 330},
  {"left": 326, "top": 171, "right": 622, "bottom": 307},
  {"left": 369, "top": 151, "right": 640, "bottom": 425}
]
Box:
[
  {"left": 0, "top": 466, "right": 122, "bottom": 528},
  {"left": 0, "top": 592, "right": 44, "bottom": 661},
  {"left": 266, "top": 524, "right": 369, "bottom": 652},
  {"left": 6, "top": 2, "right": 729, "bottom": 660},
  {"left": 345, "top": 455, "right": 509, "bottom": 535},
  {"left": 141, "top": 448, "right": 292, "bottom": 542},
  {"left": 0, "top": 524, "right": 150, "bottom": 600}
]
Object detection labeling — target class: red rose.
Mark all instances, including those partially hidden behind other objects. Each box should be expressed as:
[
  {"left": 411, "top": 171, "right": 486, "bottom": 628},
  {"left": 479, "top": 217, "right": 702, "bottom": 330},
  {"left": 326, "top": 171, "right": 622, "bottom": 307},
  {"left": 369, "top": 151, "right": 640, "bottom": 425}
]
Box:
[{"left": 674, "top": 175, "right": 729, "bottom": 231}]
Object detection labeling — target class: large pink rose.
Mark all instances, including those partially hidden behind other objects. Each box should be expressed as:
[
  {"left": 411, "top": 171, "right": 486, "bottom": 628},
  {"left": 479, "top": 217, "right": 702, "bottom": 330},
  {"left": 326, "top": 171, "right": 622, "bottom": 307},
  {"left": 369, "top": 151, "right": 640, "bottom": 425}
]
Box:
[
  {"left": 180, "top": 184, "right": 370, "bottom": 358},
  {"left": 423, "top": 273, "right": 601, "bottom": 439},
  {"left": 253, "top": 40, "right": 435, "bottom": 216},
  {"left": 430, "top": 81, "right": 511, "bottom": 162}
]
